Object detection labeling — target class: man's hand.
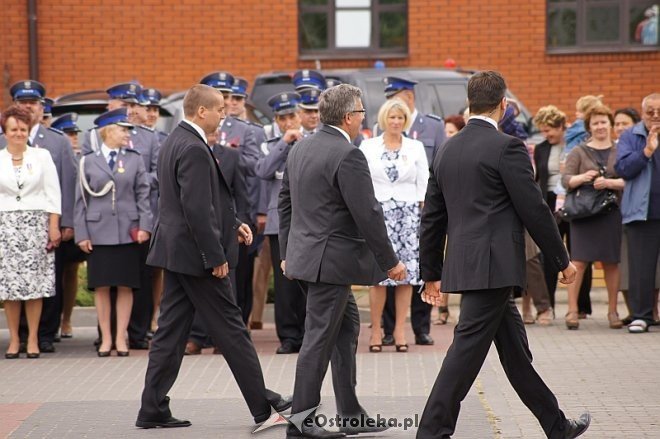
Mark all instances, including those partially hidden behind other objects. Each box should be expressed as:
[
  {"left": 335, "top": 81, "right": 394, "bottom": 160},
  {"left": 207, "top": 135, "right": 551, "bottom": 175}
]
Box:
[
  {"left": 387, "top": 261, "right": 407, "bottom": 281},
  {"left": 61, "top": 227, "right": 74, "bottom": 242},
  {"left": 237, "top": 223, "right": 253, "bottom": 245},
  {"left": 559, "top": 262, "right": 577, "bottom": 284},
  {"left": 280, "top": 260, "right": 290, "bottom": 278},
  {"left": 78, "top": 240, "right": 93, "bottom": 254},
  {"left": 643, "top": 125, "right": 660, "bottom": 157},
  {"left": 137, "top": 230, "right": 151, "bottom": 244},
  {"left": 421, "top": 281, "right": 443, "bottom": 306},
  {"left": 282, "top": 129, "right": 303, "bottom": 144},
  {"left": 256, "top": 214, "right": 267, "bottom": 234},
  {"left": 212, "top": 262, "right": 229, "bottom": 279}
]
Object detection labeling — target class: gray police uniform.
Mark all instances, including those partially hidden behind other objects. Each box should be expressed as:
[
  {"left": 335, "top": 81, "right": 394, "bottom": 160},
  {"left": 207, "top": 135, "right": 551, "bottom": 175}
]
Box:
[{"left": 74, "top": 148, "right": 152, "bottom": 288}]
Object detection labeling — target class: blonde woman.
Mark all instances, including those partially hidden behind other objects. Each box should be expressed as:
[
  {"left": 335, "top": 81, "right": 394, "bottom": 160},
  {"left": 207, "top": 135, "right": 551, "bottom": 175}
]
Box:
[{"left": 359, "top": 98, "right": 429, "bottom": 352}]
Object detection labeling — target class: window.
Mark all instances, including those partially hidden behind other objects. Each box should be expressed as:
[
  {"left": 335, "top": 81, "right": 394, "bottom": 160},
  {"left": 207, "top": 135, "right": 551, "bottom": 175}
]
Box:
[
  {"left": 299, "top": 0, "right": 408, "bottom": 59},
  {"left": 547, "top": 0, "right": 659, "bottom": 53}
]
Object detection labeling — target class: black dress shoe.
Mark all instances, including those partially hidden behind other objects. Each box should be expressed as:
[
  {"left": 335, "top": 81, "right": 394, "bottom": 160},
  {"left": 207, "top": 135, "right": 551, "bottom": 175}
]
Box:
[
  {"left": 272, "top": 395, "right": 293, "bottom": 413},
  {"left": 276, "top": 341, "right": 300, "bottom": 354},
  {"left": 415, "top": 333, "right": 434, "bottom": 346},
  {"left": 135, "top": 416, "right": 192, "bottom": 429},
  {"left": 564, "top": 412, "right": 591, "bottom": 438},
  {"left": 338, "top": 414, "right": 389, "bottom": 435},
  {"left": 39, "top": 341, "right": 56, "bottom": 353},
  {"left": 54, "top": 335, "right": 61, "bottom": 343},
  {"left": 129, "top": 339, "right": 150, "bottom": 350},
  {"left": 286, "top": 424, "right": 345, "bottom": 438},
  {"left": 381, "top": 335, "right": 394, "bottom": 346}
]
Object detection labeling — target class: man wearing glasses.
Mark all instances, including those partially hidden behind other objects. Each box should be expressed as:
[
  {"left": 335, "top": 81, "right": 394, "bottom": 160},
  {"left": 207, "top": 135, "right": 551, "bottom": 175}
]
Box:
[
  {"left": 278, "top": 84, "right": 405, "bottom": 438},
  {"left": 615, "top": 92, "right": 660, "bottom": 334}
]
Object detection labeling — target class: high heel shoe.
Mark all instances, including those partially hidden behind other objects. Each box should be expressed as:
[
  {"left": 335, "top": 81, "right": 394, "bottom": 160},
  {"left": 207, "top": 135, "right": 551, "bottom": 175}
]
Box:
[
  {"left": 97, "top": 350, "right": 111, "bottom": 357},
  {"left": 116, "top": 350, "right": 130, "bottom": 357},
  {"left": 368, "top": 345, "right": 382, "bottom": 353},
  {"left": 395, "top": 344, "right": 408, "bottom": 352},
  {"left": 5, "top": 352, "right": 19, "bottom": 359},
  {"left": 608, "top": 312, "right": 623, "bottom": 329},
  {"left": 565, "top": 312, "right": 579, "bottom": 330},
  {"left": 26, "top": 352, "right": 40, "bottom": 359},
  {"left": 434, "top": 306, "right": 450, "bottom": 325}
]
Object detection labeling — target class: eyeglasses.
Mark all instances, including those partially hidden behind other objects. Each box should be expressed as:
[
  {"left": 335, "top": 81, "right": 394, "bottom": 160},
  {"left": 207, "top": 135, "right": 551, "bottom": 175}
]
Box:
[
  {"left": 644, "top": 109, "right": 660, "bottom": 117},
  {"left": 348, "top": 109, "right": 366, "bottom": 115}
]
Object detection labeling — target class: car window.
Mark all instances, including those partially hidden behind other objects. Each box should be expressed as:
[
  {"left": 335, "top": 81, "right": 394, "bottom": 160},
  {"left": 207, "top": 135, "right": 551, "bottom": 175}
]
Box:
[{"left": 425, "top": 83, "right": 468, "bottom": 118}]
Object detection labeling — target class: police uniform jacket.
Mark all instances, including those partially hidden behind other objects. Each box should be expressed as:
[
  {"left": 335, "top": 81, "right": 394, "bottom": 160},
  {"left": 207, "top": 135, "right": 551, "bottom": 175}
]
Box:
[
  {"left": 74, "top": 148, "right": 152, "bottom": 246},
  {"left": 0, "top": 125, "right": 77, "bottom": 228},
  {"left": 255, "top": 128, "right": 303, "bottom": 236},
  {"left": 82, "top": 126, "right": 160, "bottom": 216},
  {"left": 220, "top": 116, "right": 261, "bottom": 224}
]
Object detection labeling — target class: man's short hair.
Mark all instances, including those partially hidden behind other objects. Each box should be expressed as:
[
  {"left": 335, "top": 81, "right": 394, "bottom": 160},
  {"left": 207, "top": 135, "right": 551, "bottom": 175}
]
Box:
[
  {"left": 319, "top": 84, "right": 362, "bottom": 127},
  {"left": 642, "top": 93, "right": 660, "bottom": 109},
  {"left": 377, "top": 98, "right": 411, "bottom": 132},
  {"left": 467, "top": 70, "right": 506, "bottom": 115},
  {"left": 183, "top": 84, "right": 222, "bottom": 118}
]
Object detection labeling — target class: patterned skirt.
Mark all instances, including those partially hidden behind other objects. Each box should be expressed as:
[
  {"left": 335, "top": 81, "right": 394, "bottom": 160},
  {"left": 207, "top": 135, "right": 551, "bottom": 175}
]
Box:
[
  {"left": 379, "top": 199, "right": 422, "bottom": 286},
  {"left": 0, "top": 210, "right": 56, "bottom": 301}
]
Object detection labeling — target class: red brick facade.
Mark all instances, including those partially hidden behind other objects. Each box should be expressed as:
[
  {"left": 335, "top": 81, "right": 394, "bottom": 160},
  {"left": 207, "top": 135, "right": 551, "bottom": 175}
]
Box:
[{"left": 2, "top": 0, "right": 658, "bottom": 118}]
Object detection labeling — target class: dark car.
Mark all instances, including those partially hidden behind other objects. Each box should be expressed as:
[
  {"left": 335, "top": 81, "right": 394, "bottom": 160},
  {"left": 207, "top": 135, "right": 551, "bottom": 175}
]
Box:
[
  {"left": 52, "top": 90, "right": 174, "bottom": 142},
  {"left": 250, "top": 68, "right": 539, "bottom": 140}
]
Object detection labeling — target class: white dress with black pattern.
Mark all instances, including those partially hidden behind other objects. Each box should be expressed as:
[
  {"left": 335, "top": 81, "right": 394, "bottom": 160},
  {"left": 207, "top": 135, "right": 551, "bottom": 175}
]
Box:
[{"left": 0, "top": 166, "right": 56, "bottom": 301}]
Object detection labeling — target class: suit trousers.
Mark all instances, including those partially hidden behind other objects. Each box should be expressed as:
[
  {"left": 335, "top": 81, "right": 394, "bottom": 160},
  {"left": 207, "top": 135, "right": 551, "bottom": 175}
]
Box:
[
  {"left": 383, "top": 285, "right": 431, "bottom": 336},
  {"left": 417, "top": 287, "right": 567, "bottom": 439},
  {"left": 291, "top": 281, "right": 363, "bottom": 417},
  {"left": 626, "top": 220, "right": 660, "bottom": 324},
  {"left": 139, "top": 270, "right": 275, "bottom": 422},
  {"left": 235, "top": 245, "right": 255, "bottom": 324},
  {"left": 189, "top": 269, "right": 237, "bottom": 347},
  {"left": 268, "top": 234, "right": 306, "bottom": 346}
]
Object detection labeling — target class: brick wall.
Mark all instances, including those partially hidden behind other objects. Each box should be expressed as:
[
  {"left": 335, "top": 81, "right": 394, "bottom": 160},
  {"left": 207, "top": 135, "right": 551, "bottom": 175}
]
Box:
[{"left": 2, "top": 0, "right": 658, "bottom": 119}]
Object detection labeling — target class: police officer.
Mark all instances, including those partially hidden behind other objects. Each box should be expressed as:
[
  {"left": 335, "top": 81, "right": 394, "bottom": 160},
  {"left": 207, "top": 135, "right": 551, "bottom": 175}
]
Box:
[
  {"left": 74, "top": 108, "right": 152, "bottom": 356},
  {"left": 83, "top": 82, "right": 160, "bottom": 350},
  {"left": 141, "top": 88, "right": 168, "bottom": 145},
  {"left": 0, "top": 80, "right": 77, "bottom": 353},
  {"left": 255, "top": 92, "right": 307, "bottom": 354},
  {"left": 51, "top": 113, "right": 86, "bottom": 339},
  {"left": 42, "top": 97, "right": 54, "bottom": 128},
  {"left": 379, "top": 77, "right": 447, "bottom": 347}
]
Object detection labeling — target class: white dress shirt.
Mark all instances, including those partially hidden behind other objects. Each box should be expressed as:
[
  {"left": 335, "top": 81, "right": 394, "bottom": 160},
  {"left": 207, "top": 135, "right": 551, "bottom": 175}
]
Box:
[
  {"left": 359, "top": 134, "right": 429, "bottom": 203},
  {"left": 327, "top": 125, "right": 351, "bottom": 143},
  {"left": 0, "top": 147, "right": 61, "bottom": 214},
  {"left": 182, "top": 118, "right": 207, "bottom": 145}
]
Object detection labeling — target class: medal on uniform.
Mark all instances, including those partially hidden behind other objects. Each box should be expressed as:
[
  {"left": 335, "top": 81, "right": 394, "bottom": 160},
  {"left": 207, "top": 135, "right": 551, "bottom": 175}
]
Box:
[
  {"left": 118, "top": 160, "right": 125, "bottom": 173},
  {"left": 129, "top": 139, "right": 134, "bottom": 149},
  {"left": 27, "top": 163, "right": 33, "bottom": 174},
  {"left": 412, "top": 131, "right": 418, "bottom": 140},
  {"left": 220, "top": 131, "right": 226, "bottom": 146}
]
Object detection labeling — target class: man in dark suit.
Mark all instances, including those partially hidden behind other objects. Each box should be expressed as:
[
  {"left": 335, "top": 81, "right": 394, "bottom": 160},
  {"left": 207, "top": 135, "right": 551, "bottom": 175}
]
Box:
[
  {"left": 279, "top": 84, "right": 406, "bottom": 438},
  {"left": 136, "top": 84, "right": 290, "bottom": 429},
  {"left": 417, "top": 71, "right": 590, "bottom": 439}
]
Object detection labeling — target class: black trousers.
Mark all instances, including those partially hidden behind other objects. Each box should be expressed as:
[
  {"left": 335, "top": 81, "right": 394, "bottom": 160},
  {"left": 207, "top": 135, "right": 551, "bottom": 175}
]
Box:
[
  {"left": 235, "top": 245, "right": 255, "bottom": 324},
  {"left": 626, "top": 220, "right": 660, "bottom": 324},
  {"left": 129, "top": 242, "right": 153, "bottom": 342},
  {"left": 542, "top": 192, "right": 592, "bottom": 313},
  {"left": 291, "top": 281, "right": 363, "bottom": 417},
  {"left": 189, "top": 269, "right": 237, "bottom": 347},
  {"left": 268, "top": 234, "right": 306, "bottom": 346},
  {"left": 383, "top": 284, "right": 431, "bottom": 336},
  {"left": 138, "top": 270, "right": 280, "bottom": 423},
  {"left": 417, "top": 287, "right": 568, "bottom": 439}
]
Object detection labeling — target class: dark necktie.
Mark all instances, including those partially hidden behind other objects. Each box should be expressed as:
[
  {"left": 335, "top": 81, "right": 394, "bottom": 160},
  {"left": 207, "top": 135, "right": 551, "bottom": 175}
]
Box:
[{"left": 108, "top": 150, "right": 117, "bottom": 170}]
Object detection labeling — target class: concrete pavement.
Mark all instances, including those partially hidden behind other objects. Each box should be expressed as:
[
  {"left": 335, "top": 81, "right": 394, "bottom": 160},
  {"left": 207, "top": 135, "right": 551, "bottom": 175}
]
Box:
[{"left": 1, "top": 288, "right": 658, "bottom": 438}]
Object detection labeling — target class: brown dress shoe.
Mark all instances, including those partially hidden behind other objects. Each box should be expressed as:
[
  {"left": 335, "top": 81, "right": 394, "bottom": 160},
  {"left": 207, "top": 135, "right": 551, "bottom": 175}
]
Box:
[{"left": 184, "top": 341, "right": 202, "bottom": 355}]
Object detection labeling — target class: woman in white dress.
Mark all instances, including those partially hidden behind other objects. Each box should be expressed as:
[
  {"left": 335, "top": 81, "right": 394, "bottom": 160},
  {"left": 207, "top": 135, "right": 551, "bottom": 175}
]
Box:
[{"left": 359, "top": 98, "right": 429, "bottom": 352}]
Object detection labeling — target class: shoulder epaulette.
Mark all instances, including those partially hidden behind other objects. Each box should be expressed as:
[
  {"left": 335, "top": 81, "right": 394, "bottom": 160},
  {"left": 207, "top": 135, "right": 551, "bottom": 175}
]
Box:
[
  {"left": 125, "top": 148, "right": 141, "bottom": 154},
  {"left": 247, "top": 120, "right": 264, "bottom": 128},
  {"left": 426, "top": 114, "right": 444, "bottom": 123},
  {"left": 266, "top": 136, "right": 281, "bottom": 143},
  {"left": 47, "top": 127, "right": 64, "bottom": 135},
  {"left": 138, "top": 125, "right": 155, "bottom": 132},
  {"left": 83, "top": 150, "right": 95, "bottom": 156}
]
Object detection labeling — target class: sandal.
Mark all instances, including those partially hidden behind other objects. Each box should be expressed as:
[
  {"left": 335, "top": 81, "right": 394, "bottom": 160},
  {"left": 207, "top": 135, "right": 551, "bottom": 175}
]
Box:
[
  {"left": 434, "top": 306, "right": 450, "bottom": 325},
  {"left": 395, "top": 344, "right": 408, "bottom": 352},
  {"left": 537, "top": 308, "right": 553, "bottom": 326},
  {"left": 523, "top": 312, "right": 536, "bottom": 325},
  {"left": 607, "top": 312, "right": 623, "bottom": 329},
  {"left": 565, "top": 311, "right": 579, "bottom": 330},
  {"left": 369, "top": 345, "right": 382, "bottom": 353}
]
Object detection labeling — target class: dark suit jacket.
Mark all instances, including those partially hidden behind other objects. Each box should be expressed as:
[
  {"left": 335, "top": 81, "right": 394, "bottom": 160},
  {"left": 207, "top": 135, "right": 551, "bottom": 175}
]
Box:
[
  {"left": 212, "top": 144, "right": 250, "bottom": 225},
  {"left": 278, "top": 125, "right": 398, "bottom": 286},
  {"left": 419, "top": 119, "right": 569, "bottom": 293},
  {"left": 533, "top": 139, "right": 553, "bottom": 201},
  {"left": 146, "top": 121, "right": 240, "bottom": 277}
]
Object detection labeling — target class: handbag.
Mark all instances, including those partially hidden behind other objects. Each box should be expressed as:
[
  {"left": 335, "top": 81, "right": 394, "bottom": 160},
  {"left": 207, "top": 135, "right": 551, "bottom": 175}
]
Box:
[{"left": 560, "top": 145, "right": 618, "bottom": 221}]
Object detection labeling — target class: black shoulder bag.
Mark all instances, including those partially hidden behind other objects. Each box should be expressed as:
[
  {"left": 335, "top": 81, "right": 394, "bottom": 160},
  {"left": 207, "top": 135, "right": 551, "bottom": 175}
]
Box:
[{"left": 561, "top": 145, "right": 618, "bottom": 221}]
